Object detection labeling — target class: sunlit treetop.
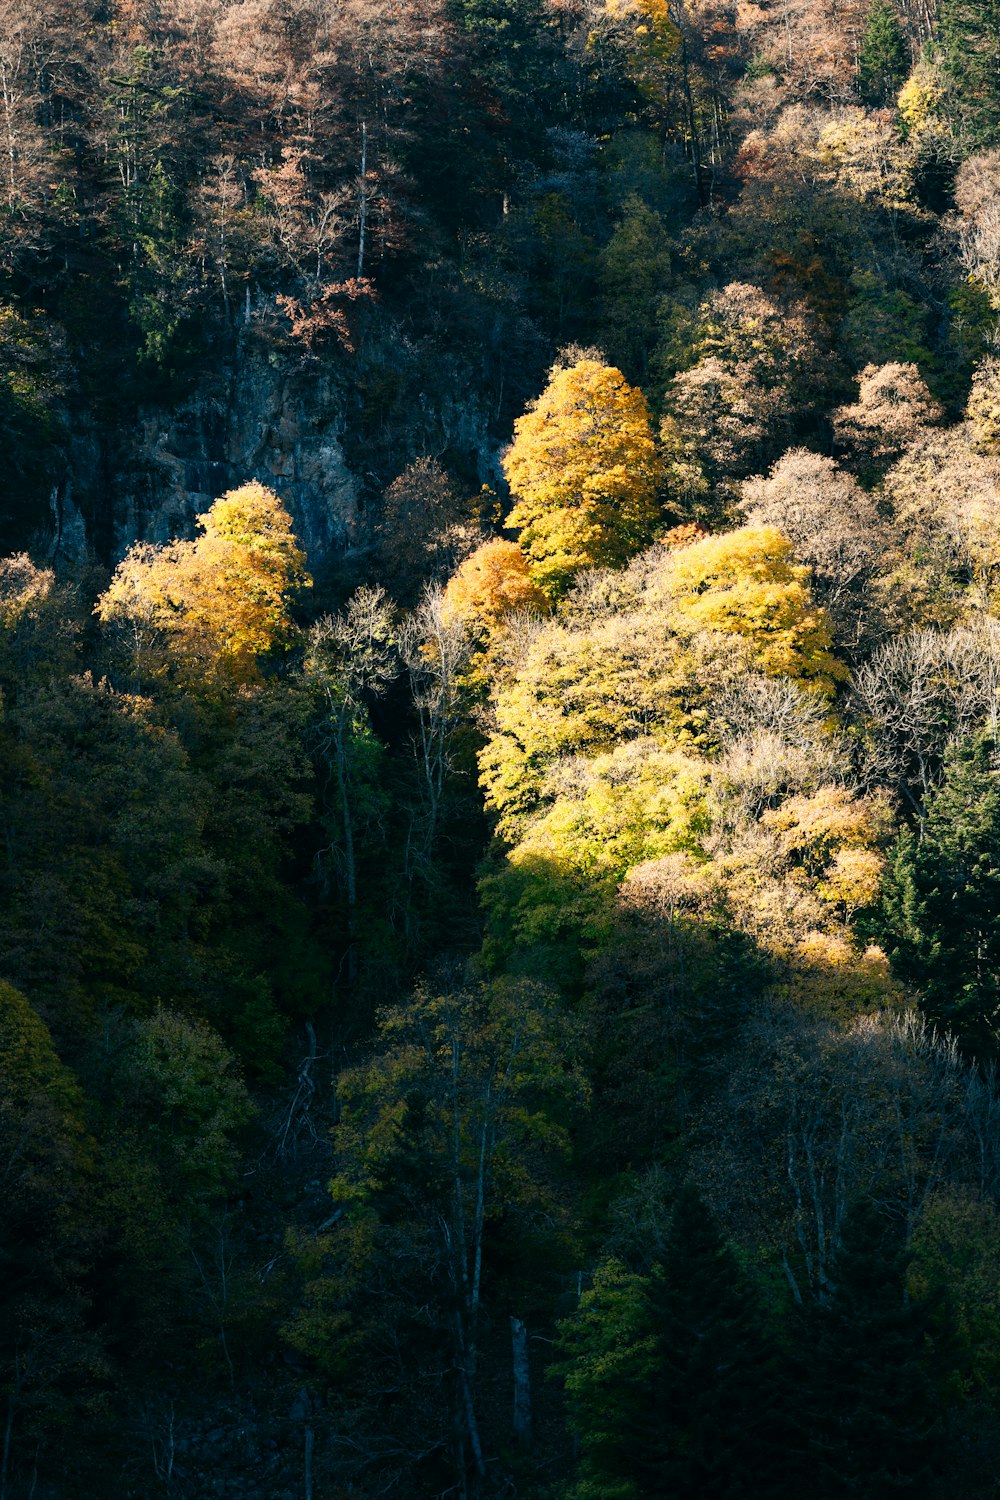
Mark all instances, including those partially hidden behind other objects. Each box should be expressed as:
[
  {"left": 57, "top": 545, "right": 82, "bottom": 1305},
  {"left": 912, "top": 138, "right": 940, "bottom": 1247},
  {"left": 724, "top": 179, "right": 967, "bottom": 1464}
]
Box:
[
  {"left": 441, "top": 538, "right": 550, "bottom": 630},
  {"left": 664, "top": 527, "right": 847, "bottom": 693},
  {"left": 97, "top": 482, "right": 311, "bottom": 685},
  {"left": 504, "top": 356, "right": 663, "bottom": 598},
  {"left": 0, "top": 552, "right": 53, "bottom": 629}
]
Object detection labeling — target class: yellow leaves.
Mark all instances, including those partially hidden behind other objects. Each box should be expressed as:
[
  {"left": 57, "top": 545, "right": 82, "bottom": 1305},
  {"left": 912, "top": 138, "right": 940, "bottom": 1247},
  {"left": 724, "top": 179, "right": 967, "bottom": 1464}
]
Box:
[
  {"left": 509, "top": 741, "right": 711, "bottom": 884},
  {"left": 665, "top": 526, "right": 847, "bottom": 692},
  {"left": 778, "top": 936, "right": 901, "bottom": 1018},
  {"left": 0, "top": 552, "right": 53, "bottom": 628},
  {"left": 762, "top": 785, "right": 892, "bottom": 874},
  {"left": 965, "top": 356, "right": 1000, "bottom": 456},
  {"left": 816, "top": 848, "right": 886, "bottom": 914},
  {"left": 97, "top": 483, "right": 310, "bottom": 685},
  {"left": 757, "top": 786, "right": 891, "bottom": 925},
  {"left": 712, "top": 783, "right": 892, "bottom": 1003},
  {"left": 474, "top": 518, "right": 895, "bottom": 1020},
  {"left": 603, "top": 0, "right": 682, "bottom": 85},
  {"left": 199, "top": 481, "right": 302, "bottom": 558},
  {"left": 881, "top": 423, "right": 1000, "bottom": 619},
  {"left": 897, "top": 59, "right": 945, "bottom": 137},
  {"left": 479, "top": 608, "right": 695, "bottom": 839},
  {"left": 504, "top": 358, "right": 663, "bottom": 597}
]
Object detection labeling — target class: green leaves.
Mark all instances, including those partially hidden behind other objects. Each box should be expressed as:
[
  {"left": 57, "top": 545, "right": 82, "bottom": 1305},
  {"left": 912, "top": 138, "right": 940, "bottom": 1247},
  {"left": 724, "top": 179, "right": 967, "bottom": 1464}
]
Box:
[{"left": 878, "top": 734, "right": 1000, "bottom": 1054}]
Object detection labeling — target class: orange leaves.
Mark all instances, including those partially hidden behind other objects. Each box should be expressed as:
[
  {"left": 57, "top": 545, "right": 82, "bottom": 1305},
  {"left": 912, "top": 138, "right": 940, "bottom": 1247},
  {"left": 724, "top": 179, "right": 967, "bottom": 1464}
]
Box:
[{"left": 441, "top": 539, "right": 549, "bottom": 630}]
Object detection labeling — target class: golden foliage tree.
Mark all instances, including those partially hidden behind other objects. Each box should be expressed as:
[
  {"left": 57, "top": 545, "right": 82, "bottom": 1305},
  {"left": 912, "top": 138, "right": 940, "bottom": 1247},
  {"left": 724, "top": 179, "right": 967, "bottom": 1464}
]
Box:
[
  {"left": 965, "top": 355, "right": 1000, "bottom": 455},
  {"left": 503, "top": 356, "right": 663, "bottom": 597},
  {"left": 441, "top": 538, "right": 549, "bottom": 630},
  {"left": 97, "top": 481, "right": 310, "bottom": 684},
  {"left": 665, "top": 526, "right": 846, "bottom": 692}
]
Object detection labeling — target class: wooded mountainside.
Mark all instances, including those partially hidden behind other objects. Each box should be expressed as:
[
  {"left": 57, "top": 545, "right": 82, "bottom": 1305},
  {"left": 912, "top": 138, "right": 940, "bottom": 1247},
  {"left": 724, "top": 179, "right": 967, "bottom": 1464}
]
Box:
[{"left": 7, "top": 0, "right": 1000, "bottom": 1496}]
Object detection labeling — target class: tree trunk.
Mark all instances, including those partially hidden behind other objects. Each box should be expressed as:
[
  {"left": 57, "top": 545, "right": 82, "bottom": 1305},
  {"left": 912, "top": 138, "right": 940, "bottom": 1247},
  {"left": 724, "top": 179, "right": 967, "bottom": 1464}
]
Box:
[
  {"left": 357, "top": 120, "right": 368, "bottom": 278},
  {"left": 511, "top": 1317, "right": 532, "bottom": 1445},
  {"left": 335, "top": 710, "right": 358, "bottom": 984}
]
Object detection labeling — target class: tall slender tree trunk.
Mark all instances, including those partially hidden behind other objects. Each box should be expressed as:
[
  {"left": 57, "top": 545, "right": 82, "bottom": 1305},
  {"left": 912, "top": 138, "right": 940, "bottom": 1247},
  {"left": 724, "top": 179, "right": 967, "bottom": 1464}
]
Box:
[
  {"left": 357, "top": 120, "right": 368, "bottom": 278},
  {"left": 511, "top": 1318, "right": 532, "bottom": 1445}
]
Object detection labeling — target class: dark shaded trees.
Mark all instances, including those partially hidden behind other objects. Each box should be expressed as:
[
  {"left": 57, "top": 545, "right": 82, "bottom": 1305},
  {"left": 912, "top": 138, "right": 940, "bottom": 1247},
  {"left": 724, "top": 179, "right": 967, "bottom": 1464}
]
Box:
[
  {"left": 879, "top": 735, "right": 1000, "bottom": 1057},
  {"left": 798, "top": 1198, "right": 940, "bottom": 1498}
]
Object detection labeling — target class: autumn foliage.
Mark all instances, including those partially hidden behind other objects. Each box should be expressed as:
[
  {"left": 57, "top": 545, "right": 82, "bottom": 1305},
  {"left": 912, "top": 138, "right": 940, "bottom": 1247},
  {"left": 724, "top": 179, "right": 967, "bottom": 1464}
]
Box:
[
  {"left": 441, "top": 538, "right": 549, "bottom": 629},
  {"left": 504, "top": 356, "right": 663, "bottom": 595},
  {"left": 97, "top": 481, "right": 310, "bottom": 682}
]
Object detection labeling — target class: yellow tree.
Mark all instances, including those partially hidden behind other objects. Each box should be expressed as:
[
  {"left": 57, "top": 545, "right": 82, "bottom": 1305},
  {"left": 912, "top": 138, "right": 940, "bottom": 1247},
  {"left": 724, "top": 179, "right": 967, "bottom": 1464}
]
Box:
[
  {"left": 503, "top": 356, "right": 663, "bottom": 597},
  {"left": 666, "top": 527, "right": 846, "bottom": 693},
  {"left": 97, "top": 482, "right": 310, "bottom": 684}
]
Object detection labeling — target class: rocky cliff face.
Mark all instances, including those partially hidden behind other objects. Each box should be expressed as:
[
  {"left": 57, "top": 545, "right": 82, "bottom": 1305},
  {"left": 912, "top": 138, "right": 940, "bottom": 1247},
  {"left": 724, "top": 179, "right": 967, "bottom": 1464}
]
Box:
[
  {"left": 55, "top": 342, "right": 360, "bottom": 573},
  {"left": 50, "top": 320, "right": 503, "bottom": 581}
]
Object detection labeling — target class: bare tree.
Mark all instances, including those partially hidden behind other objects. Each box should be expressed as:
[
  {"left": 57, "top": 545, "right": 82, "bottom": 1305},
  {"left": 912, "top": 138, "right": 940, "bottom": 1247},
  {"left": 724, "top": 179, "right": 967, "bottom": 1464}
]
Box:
[
  {"left": 399, "top": 586, "right": 471, "bottom": 882},
  {"left": 739, "top": 449, "right": 888, "bottom": 654},
  {"left": 850, "top": 622, "right": 1000, "bottom": 810}
]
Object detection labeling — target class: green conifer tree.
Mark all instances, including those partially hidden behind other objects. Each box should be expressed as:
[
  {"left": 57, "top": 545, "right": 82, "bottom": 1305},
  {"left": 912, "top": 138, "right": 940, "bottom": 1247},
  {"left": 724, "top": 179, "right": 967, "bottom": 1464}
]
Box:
[
  {"left": 858, "top": 0, "right": 910, "bottom": 105},
  {"left": 636, "top": 1184, "right": 794, "bottom": 1498},
  {"left": 878, "top": 734, "right": 1000, "bottom": 1056},
  {"left": 937, "top": 0, "right": 1000, "bottom": 146},
  {"left": 800, "top": 1198, "right": 940, "bottom": 1498}
]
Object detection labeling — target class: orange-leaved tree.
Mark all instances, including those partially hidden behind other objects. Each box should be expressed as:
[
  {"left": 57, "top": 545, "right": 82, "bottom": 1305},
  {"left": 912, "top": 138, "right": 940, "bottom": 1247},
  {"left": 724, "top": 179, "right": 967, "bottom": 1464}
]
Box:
[
  {"left": 503, "top": 356, "right": 663, "bottom": 597},
  {"left": 441, "top": 538, "right": 549, "bottom": 630}
]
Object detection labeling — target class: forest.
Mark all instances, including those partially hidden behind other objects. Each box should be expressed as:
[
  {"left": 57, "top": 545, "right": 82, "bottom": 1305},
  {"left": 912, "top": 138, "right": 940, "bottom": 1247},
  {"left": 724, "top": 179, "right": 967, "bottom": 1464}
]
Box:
[{"left": 6, "top": 0, "right": 1000, "bottom": 1495}]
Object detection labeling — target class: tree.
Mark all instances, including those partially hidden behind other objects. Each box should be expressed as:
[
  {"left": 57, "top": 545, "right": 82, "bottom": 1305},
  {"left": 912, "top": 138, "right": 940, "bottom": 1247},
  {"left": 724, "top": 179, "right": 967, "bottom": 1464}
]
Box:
[
  {"left": 287, "top": 976, "right": 586, "bottom": 1495},
  {"left": 399, "top": 586, "right": 474, "bottom": 883},
  {"left": 879, "top": 734, "right": 1000, "bottom": 1056},
  {"left": 738, "top": 449, "right": 886, "bottom": 653},
  {"left": 658, "top": 284, "right": 831, "bottom": 506},
  {"left": 879, "top": 427, "right": 1000, "bottom": 621},
  {"left": 596, "top": 195, "right": 672, "bottom": 380},
  {"left": 378, "top": 458, "right": 481, "bottom": 603},
  {"left": 857, "top": 0, "right": 909, "bottom": 105},
  {"left": 552, "top": 1260, "right": 657, "bottom": 1500},
  {"left": 97, "top": 482, "right": 310, "bottom": 685},
  {"left": 304, "top": 586, "right": 396, "bottom": 982},
  {"left": 441, "top": 538, "right": 549, "bottom": 630},
  {"left": 800, "top": 1197, "right": 939, "bottom": 1497},
  {"left": 952, "top": 152, "right": 1000, "bottom": 311},
  {"left": 850, "top": 623, "right": 1000, "bottom": 807},
  {"left": 503, "top": 355, "right": 663, "bottom": 596},
  {"left": 937, "top": 0, "right": 1000, "bottom": 147},
  {"left": 554, "top": 1187, "right": 792, "bottom": 1500},
  {"left": 637, "top": 1184, "right": 793, "bottom": 1498},
  {"left": 833, "top": 362, "right": 943, "bottom": 480},
  {"left": 965, "top": 354, "right": 1000, "bottom": 453},
  {"left": 0, "top": 306, "right": 66, "bottom": 554},
  {"left": 0, "top": 982, "right": 102, "bottom": 1497},
  {"left": 666, "top": 527, "right": 846, "bottom": 693}
]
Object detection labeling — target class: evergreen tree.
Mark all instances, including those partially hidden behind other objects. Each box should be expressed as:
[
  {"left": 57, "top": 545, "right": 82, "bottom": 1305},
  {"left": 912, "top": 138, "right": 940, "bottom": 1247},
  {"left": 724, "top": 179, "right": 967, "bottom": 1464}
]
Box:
[
  {"left": 635, "top": 1184, "right": 794, "bottom": 1498},
  {"left": 858, "top": 0, "right": 910, "bottom": 105},
  {"left": 553, "top": 1261, "right": 657, "bottom": 1500},
  {"left": 556, "top": 1186, "right": 795, "bottom": 1499},
  {"left": 878, "top": 734, "right": 1000, "bottom": 1057},
  {"left": 799, "top": 1198, "right": 940, "bottom": 1498},
  {"left": 937, "top": 0, "right": 1000, "bottom": 146}
]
